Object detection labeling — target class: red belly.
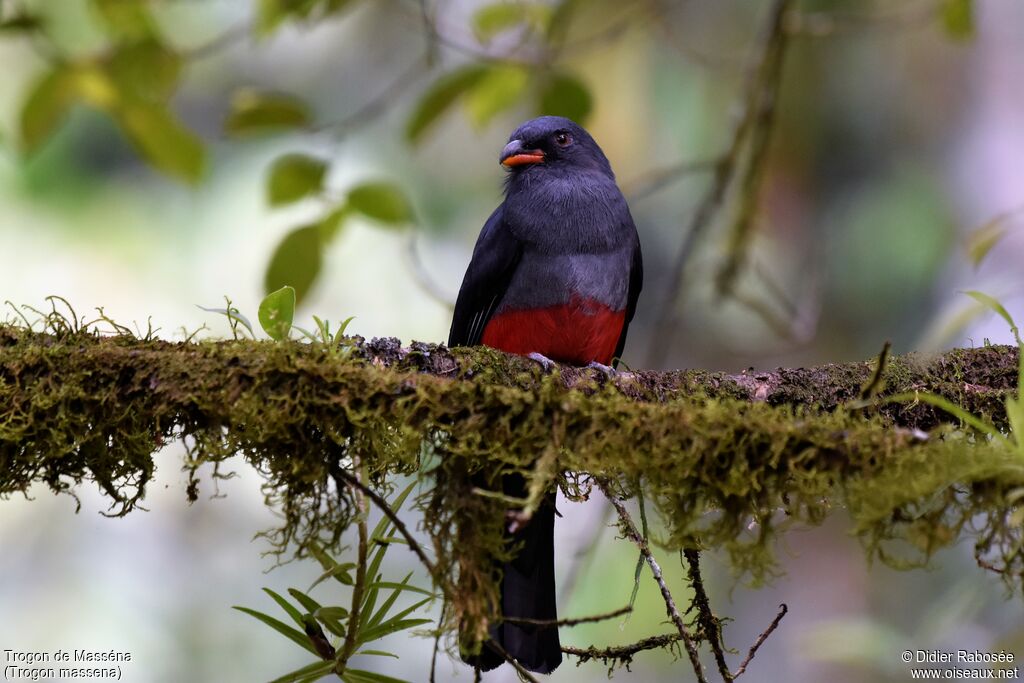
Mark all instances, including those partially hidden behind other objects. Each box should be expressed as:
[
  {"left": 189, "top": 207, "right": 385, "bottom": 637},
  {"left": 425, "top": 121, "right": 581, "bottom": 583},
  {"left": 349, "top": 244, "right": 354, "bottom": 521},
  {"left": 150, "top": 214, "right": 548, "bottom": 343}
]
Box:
[{"left": 481, "top": 298, "right": 626, "bottom": 366}]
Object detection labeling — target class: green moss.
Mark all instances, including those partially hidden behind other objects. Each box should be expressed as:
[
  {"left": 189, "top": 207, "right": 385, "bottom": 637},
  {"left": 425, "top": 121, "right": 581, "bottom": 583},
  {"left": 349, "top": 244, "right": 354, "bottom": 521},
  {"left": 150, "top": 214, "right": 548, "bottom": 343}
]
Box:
[{"left": 2, "top": 321, "right": 1023, "bottom": 641}]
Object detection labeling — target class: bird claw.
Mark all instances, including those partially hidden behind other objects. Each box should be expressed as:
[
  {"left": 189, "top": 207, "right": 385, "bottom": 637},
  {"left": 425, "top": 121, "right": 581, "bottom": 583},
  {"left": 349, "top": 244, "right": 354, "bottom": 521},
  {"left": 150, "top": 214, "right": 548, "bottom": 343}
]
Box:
[
  {"left": 527, "top": 352, "right": 557, "bottom": 373},
  {"left": 586, "top": 360, "right": 616, "bottom": 378},
  {"left": 505, "top": 509, "right": 531, "bottom": 534}
]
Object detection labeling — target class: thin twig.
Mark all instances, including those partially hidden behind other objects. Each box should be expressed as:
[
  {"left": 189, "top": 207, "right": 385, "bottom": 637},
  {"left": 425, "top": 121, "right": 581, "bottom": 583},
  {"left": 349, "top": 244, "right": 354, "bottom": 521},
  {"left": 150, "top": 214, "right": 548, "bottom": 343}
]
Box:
[
  {"left": 334, "top": 462, "right": 369, "bottom": 672},
  {"left": 429, "top": 600, "right": 447, "bottom": 683},
  {"left": 731, "top": 604, "right": 788, "bottom": 679},
  {"left": 562, "top": 633, "right": 684, "bottom": 662},
  {"left": 314, "top": 54, "right": 431, "bottom": 139},
  {"left": 683, "top": 549, "right": 732, "bottom": 681},
  {"left": 487, "top": 639, "right": 541, "bottom": 683},
  {"left": 405, "top": 233, "right": 455, "bottom": 309},
  {"left": 624, "top": 157, "right": 722, "bottom": 203},
  {"left": 504, "top": 605, "right": 632, "bottom": 630},
  {"left": 598, "top": 482, "right": 708, "bottom": 683},
  {"left": 332, "top": 468, "right": 440, "bottom": 578}
]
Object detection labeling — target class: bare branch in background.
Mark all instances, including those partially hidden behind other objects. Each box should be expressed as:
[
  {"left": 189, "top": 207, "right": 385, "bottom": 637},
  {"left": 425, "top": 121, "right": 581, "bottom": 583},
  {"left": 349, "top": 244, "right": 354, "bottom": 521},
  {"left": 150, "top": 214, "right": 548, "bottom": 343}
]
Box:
[{"left": 647, "top": 0, "right": 793, "bottom": 367}]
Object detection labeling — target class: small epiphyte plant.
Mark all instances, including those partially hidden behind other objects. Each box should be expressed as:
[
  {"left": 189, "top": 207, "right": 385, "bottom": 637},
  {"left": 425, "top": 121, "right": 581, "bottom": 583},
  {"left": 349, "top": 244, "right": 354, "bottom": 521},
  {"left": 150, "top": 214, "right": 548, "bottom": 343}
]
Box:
[
  {"left": 199, "top": 286, "right": 355, "bottom": 351},
  {"left": 234, "top": 482, "right": 435, "bottom": 683}
]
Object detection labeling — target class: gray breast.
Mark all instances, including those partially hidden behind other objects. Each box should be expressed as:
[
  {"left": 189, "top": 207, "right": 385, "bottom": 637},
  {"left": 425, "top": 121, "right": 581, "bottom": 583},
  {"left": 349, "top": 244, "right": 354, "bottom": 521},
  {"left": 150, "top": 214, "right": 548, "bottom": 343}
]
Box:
[{"left": 497, "top": 247, "right": 632, "bottom": 312}]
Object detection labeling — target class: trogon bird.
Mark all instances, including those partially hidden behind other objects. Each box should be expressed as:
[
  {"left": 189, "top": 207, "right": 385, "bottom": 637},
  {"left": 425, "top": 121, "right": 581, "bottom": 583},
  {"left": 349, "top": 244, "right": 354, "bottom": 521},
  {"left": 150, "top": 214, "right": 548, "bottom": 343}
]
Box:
[{"left": 448, "top": 116, "right": 643, "bottom": 674}]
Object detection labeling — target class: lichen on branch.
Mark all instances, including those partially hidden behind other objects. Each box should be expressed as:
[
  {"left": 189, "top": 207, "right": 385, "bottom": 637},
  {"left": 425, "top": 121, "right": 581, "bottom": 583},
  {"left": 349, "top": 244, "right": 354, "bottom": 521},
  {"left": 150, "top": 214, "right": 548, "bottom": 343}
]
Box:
[{"left": 1, "top": 322, "right": 1023, "bottom": 640}]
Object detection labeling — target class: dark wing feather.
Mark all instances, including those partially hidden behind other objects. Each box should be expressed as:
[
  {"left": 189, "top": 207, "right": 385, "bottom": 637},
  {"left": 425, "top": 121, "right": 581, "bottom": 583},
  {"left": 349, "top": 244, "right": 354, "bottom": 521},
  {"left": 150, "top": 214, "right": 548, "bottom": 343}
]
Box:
[
  {"left": 612, "top": 233, "right": 643, "bottom": 366},
  {"left": 449, "top": 204, "right": 523, "bottom": 348}
]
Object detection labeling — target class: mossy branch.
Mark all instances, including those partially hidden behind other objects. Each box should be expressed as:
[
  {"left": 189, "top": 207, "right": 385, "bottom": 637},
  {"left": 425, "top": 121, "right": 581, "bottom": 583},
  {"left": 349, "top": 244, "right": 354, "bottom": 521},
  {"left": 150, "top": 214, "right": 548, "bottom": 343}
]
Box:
[{"left": 2, "top": 323, "right": 1023, "bottom": 661}]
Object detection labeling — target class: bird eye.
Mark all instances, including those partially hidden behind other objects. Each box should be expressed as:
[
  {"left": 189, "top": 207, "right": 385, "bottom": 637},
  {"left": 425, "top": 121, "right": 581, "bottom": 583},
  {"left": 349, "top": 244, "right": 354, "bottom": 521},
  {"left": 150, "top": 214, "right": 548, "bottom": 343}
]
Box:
[{"left": 554, "top": 132, "right": 572, "bottom": 147}]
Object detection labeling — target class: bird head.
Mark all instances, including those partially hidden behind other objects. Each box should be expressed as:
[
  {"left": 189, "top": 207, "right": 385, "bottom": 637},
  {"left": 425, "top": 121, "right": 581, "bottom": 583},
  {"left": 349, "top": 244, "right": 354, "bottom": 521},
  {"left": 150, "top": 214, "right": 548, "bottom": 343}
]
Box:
[{"left": 499, "top": 116, "right": 614, "bottom": 180}]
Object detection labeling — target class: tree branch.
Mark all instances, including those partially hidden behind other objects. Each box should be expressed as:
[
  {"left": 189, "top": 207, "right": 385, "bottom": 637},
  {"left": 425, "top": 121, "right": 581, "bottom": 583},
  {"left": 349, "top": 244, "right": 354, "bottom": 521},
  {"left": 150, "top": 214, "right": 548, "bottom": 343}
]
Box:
[
  {"left": 598, "top": 481, "right": 707, "bottom": 683},
  {"left": 732, "top": 604, "right": 788, "bottom": 679}
]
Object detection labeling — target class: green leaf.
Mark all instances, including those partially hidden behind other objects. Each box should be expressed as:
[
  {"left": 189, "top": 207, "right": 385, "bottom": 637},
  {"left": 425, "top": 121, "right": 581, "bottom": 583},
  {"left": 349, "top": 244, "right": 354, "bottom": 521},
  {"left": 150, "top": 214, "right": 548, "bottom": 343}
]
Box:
[
  {"left": 405, "top": 65, "right": 488, "bottom": 143},
  {"left": 344, "top": 670, "right": 411, "bottom": 683},
  {"left": 966, "top": 210, "right": 1021, "bottom": 268},
  {"left": 307, "top": 544, "right": 355, "bottom": 589},
  {"left": 1006, "top": 396, "right": 1024, "bottom": 454},
  {"left": 312, "top": 606, "right": 348, "bottom": 638},
  {"left": 465, "top": 64, "right": 529, "bottom": 128},
  {"left": 347, "top": 182, "right": 413, "bottom": 226},
  {"left": 265, "top": 225, "right": 323, "bottom": 306},
  {"left": 233, "top": 606, "right": 318, "bottom": 655},
  {"left": 942, "top": 0, "right": 974, "bottom": 40},
  {"left": 963, "top": 291, "right": 1020, "bottom": 342},
  {"left": 365, "top": 573, "right": 413, "bottom": 629},
  {"left": 354, "top": 650, "right": 399, "bottom": 659},
  {"left": 91, "top": 0, "right": 158, "bottom": 40},
  {"left": 356, "top": 616, "right": 432, "bottom": 645},
  {"left": 268, "top": 660, "right": 335, "bottom": 683},
  {"left": 268, "top": 154, "right": 328, "bottom": 206},
  {"left": 363, "top": 581, "right": 434, "bottom": 598},
  {"left": 106, "top": 40, "right": 181, "bottom": 103},
  {"left": 116, "top": 101, "right": 206, "bottom": 183},
  {"left": 539, "top": 72, "right": 592, "bottom": 124},
  {"left": 19, "top": 67, "right": 84, "bottom": 153},
  {"left": 287, "top": 587, "right": 323, "bottom": 615},
  {"left": 263, "top": 587, "right": 306, "bottom": 629},
  {"left": 196, "top": 304, "right": 255, "bottom": 337},
  {"left": 314, "top": 606, "right": 349, "bottom": 621},
  {"left": 472, "top": 2, "right": 552, "bottom": 43},
  {"left": 886, "top": 391, "right": 1006, "bottom": 443},
  {"left": 258, "top": 285, "right": 296, "bottom": 340},
  {"left": 0, "top": 13, "right": 43, "bottom": 32},
  {"left": 309, "top": 563, "right": 355, "bottom": 590},
  {"left": 225, "top": 89, "right": 311, "bottom": 136}
]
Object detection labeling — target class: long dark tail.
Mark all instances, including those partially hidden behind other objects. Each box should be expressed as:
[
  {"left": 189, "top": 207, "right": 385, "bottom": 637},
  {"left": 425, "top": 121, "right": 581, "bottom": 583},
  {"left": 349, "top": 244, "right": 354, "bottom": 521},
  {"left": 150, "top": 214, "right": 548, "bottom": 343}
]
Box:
[{"left": 463, "top": 491, "right": 562, "bottom": 674}]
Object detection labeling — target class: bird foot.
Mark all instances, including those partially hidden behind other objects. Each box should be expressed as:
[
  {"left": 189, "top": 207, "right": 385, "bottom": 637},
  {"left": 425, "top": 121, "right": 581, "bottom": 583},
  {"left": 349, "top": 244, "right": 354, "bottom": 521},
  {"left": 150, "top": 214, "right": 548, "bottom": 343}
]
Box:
[
  {"left": 586, "top": 360, "right": 617, "bottom": 378},
  {"left": 505, "top": 508, "right": 532, "bottom": 534},
  {"left": 527, "top": 352, "right": 557, "bottom": 373}
]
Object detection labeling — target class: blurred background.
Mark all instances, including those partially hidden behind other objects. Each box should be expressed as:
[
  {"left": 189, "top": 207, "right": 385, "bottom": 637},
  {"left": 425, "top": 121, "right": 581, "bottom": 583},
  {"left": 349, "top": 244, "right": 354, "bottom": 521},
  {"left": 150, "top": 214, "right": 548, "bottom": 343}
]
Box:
[{"left": 1, "top": 0, "right": 1023, "bottom": 681}]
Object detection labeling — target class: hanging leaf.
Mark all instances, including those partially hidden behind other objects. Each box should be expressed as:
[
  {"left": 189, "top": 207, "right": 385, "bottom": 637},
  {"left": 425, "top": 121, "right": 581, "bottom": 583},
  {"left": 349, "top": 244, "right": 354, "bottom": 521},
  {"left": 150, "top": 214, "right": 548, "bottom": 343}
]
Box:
[
  {"left": 117, "top": 102, "right": 206, "bottom": 184},
  {"left": 347, "top": 182, "right": 413, "bottom": 226},
  {"left": 264, "top": 224, "right": 323, "bottom": 305},
  {"left": 539, "top": 71, "right": 592, "bottom": 123},
  {"left": 258, "top": 285, "right": 296, "bottom": 340},
  {"left": 942, "top": 0, "right": 974, "bottom": 40},
  {"left": 465, "top": 64, "right": 528, "bottom": 128},
  {"left": 965, "top": 209, "right": 1022, "bottom": 269},
  {"left": 91, "top": 0, "right": 158, "bottom": 40},
  {"left": 105, "top": 40, "right": 181, "bottom": 103},
  {"left": 19, "top": 67, "right": 85, "bottom": 153},
  {"left": 225, "top": 89, "right": 311, "bottom": 136},
  {"left": 267, "top": 154, "right": 328, "bottom": 206},
  {"left": 405, "top": 65, "right": 488, "bottom": 144},
  {"left": 472, "top": 2, "right": 552, "bottom": 44}
]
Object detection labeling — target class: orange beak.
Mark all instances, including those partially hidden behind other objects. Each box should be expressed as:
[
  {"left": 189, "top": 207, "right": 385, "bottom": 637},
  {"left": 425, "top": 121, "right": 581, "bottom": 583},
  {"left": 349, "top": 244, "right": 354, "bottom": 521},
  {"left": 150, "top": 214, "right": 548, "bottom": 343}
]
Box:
[{"left": 500, "top": 140, "right": 545, "bottom": 167}]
